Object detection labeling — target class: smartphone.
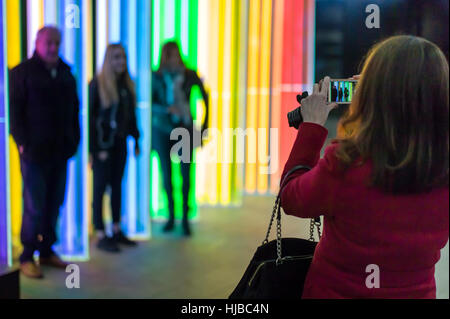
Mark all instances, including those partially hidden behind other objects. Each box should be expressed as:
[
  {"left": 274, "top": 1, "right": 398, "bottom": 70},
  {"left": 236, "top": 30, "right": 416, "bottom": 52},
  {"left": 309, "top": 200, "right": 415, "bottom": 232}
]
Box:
[{"left": 328, "top": 79, "right": 358, "bottom": 104}]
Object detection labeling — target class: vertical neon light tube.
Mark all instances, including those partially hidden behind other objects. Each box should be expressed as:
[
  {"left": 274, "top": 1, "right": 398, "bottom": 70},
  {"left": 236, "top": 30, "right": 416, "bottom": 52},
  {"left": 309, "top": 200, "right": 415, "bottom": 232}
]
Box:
[
  {"left": 220, "top": 0, "right": 231, "bottom": 204},
  {"left": 6, "top": 0, "right": 23, "bottom": 262},
  {"left": 195, "top": 0, "right": 209, "bottom": 203},
  {"left": 180, "top": 0, "right": 188, "bottom": 57},
  {"left": 245, "top": 0, "right": 261, "bottom": 193},
  {"left": 44, "top": 0, "right": 58, "bottom": 25},
  {"left": 279, "top": 0, "right": 296, "bottom": 178},
  {"left": 27, "top": 0, "right": 44, "bottom": 58},
  {"left": 215, "top": 0, "right": 224, "bottom": 203},
  {"left": 150, "top": 0, "right": 162, "bottom": 218},
  {"left": 107, "top": 0, "right": 120, "bottom": 47},
  {"left": 228, "top": 0, "right": 239, "bottom": 205},
  {"left": 292, "top": 0, "right": 304, "bottom": 92},
  {"left": 307, "top": 0, "right": 316, "bottom": 85},
  {"left": 197, "top": 0, "right": 244, "bottom": 204},
  {"left": 150, "top": 0, "right": 160, "bottom": 221},
  {"left": 256, "top": 0, "right": 272, "bottom": 194},
  {"left": 93, "top": 0, "right": 111, "bottom": 234},
  {"left": 151, "top": 0, "right": 160, "bottom": 70},
  {"left": 96, "top": 0, "right": 108, "bottom": 72},
  {"left": 277, "top": 0, "right": 315, "bottom": 185},
  {"left": 269, "top": 0, "right": 284, "bottom": 193},
  {"left": 116, "top": 0, "right": 138, "bottom": 237},
  {"left": 82, "top": 0, "right": 93, "bottom": 254},
  {"left": 120, "top": 0, "right": 151, "bottom": 239},
  {"left": 126, "top": 0, "right": 137, "bottom": 73},
  {"left": 0, "top": 0, "right": 12, "bottom": 267},
  {"left": 196, "top": 0, "right": 209, "bottom": 79},
  {"left": 108, "top": 0, "right": 120, "bottom": 43},
  {"left": 59, "top": 1, "right": 76, "bottom": 256},
  {"left": 207, "top": 0, "right": 219, "bottom": 204},
  {"left": 187, "top": 0, "right": 198, "bottom": 69},
  {"left": 53, "top": 0, "right": 89, "bottom": 260},
  {"left": 135, "top": 0, "right": 151, "bottom": 238},
  {"left": 233, "top": 0, "right": 248, "bottom": 204},
  {"left": 121, "top": 0, "right": 137, "bottom": 237},
  {"left": 186, "top": 0, "right": 199, "bottom": 214},
  {"left": 163, "top": 0, "right": 175, "bottom": 40}
]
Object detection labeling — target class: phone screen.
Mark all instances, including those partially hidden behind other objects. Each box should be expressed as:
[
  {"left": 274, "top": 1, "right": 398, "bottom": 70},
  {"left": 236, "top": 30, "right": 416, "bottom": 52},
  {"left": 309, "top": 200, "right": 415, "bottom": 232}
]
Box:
[{"left": 328, "top": 79, "right": 358, "bottom": 104}]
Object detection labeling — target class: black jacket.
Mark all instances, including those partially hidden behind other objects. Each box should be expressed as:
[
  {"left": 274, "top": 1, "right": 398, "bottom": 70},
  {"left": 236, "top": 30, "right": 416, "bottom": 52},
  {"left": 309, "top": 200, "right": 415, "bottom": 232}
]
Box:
[
  {"left": 89, "top": 76, "right": 140, "bottom": 154},
  {"left": 9, "top": 52, "right": 80, "bottom": 162}
]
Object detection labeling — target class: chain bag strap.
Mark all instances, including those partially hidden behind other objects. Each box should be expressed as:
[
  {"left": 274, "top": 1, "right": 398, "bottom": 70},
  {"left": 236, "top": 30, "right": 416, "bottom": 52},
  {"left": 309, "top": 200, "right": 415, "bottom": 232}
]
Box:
[{"left": 262, "top": 165, "right": 322, "bottom": 265}]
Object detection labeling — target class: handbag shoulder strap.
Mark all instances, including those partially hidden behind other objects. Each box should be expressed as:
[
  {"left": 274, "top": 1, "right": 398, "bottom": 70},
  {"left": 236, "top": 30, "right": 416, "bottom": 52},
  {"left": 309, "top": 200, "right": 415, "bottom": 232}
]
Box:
[
  {"left": 279, "top": 165, "right": 312, "bottom": 191},
  {"left": 263, "top": 165, "right": 314, "bottom": 245}
]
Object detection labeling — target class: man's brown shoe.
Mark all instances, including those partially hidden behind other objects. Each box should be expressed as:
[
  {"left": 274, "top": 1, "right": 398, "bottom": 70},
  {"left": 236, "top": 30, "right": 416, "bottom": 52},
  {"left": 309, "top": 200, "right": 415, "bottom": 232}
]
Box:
[
  {"left": 39, "top": 254, "right": 69, "bottom": 269},
  {"left": 20, "top": 261, "right": 43, "bottom": 279}
]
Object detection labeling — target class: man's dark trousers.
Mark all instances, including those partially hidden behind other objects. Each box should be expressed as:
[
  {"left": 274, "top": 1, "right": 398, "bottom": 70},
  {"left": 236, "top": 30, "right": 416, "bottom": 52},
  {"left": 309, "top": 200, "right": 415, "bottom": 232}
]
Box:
[{"left": 19, "top": 156, "right": 67, "bottom": 263}]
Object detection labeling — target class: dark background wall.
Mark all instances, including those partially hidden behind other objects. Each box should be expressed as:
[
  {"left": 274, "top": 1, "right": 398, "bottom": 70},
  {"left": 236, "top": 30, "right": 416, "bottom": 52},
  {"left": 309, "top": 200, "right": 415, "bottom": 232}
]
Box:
[{"left": 315, "top": 0, "right": 449, "bottom": 80}]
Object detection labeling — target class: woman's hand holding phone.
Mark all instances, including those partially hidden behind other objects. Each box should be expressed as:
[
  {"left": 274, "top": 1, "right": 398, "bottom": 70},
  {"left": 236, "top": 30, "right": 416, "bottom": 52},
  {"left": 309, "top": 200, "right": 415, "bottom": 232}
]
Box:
[{"left": 301, "top": 76, "right": 338, "bottom": 127}]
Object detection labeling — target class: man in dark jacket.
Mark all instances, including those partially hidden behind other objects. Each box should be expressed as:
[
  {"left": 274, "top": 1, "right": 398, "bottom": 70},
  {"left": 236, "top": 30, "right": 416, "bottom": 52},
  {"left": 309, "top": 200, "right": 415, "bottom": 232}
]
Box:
[{"left": 9, "top": 26, "right": 80, "bottom": 279}]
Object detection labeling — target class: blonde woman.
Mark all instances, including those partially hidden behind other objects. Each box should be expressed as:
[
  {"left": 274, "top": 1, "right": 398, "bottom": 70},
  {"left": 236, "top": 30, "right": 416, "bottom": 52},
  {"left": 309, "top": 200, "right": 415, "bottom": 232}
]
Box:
[{"left": 89, "top": 44, "right": 140, "bottom": 252}]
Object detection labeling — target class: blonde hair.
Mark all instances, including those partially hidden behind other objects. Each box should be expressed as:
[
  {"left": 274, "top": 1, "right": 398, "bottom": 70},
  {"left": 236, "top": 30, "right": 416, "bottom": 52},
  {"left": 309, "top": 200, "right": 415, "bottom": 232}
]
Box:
[{"left": 97, "top": 44, "right": 136, "bottom": 108}]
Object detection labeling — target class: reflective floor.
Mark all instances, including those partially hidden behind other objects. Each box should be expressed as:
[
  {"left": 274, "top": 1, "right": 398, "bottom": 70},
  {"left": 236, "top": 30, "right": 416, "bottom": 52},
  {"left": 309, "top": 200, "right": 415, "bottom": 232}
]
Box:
[
  {"left": 19, "top": 195, "right": 449, "bottom": 299},
  {"left": 20, "top": 195, "right": 313, "bottom": 298},
  {"left": 18, "top": 113, "right": 449, "bottom": 299}
]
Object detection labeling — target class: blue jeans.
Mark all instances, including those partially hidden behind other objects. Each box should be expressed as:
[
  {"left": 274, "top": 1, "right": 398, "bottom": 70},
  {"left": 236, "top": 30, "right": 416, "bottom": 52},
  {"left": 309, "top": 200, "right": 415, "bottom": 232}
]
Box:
[{"left": 19, "top": 157, "right": 67, "bottom": 263}]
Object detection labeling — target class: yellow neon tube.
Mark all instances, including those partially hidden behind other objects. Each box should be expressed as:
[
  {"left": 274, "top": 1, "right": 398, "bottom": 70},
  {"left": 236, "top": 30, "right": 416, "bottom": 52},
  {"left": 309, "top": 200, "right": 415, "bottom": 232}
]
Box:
[
  {"left": 219, "top": 0, "right": 232, "bottom": 204},
  {"left": 229, "top": 0, "right": 239, "bottom": 204},
  {"left": 194, "top": 0, "right": 208, "bottom": 203},
  {"left": 257, "top": 0, "right": 272, "bottom": 194},
  {"left": 6, "top": 0, "right": 22, "bottom": 261},
  {"left": 207, "top": 0, "right": 219, "bottom": 204},
  {"left": 245, "top": 0, "right": 261, "bottom": 193}
]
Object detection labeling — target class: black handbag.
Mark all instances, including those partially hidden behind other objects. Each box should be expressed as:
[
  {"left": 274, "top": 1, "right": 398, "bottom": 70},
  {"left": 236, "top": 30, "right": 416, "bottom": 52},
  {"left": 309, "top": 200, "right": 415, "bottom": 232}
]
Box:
[{"left": 229, "top": 165, "right": 322, "bottom": 299}]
